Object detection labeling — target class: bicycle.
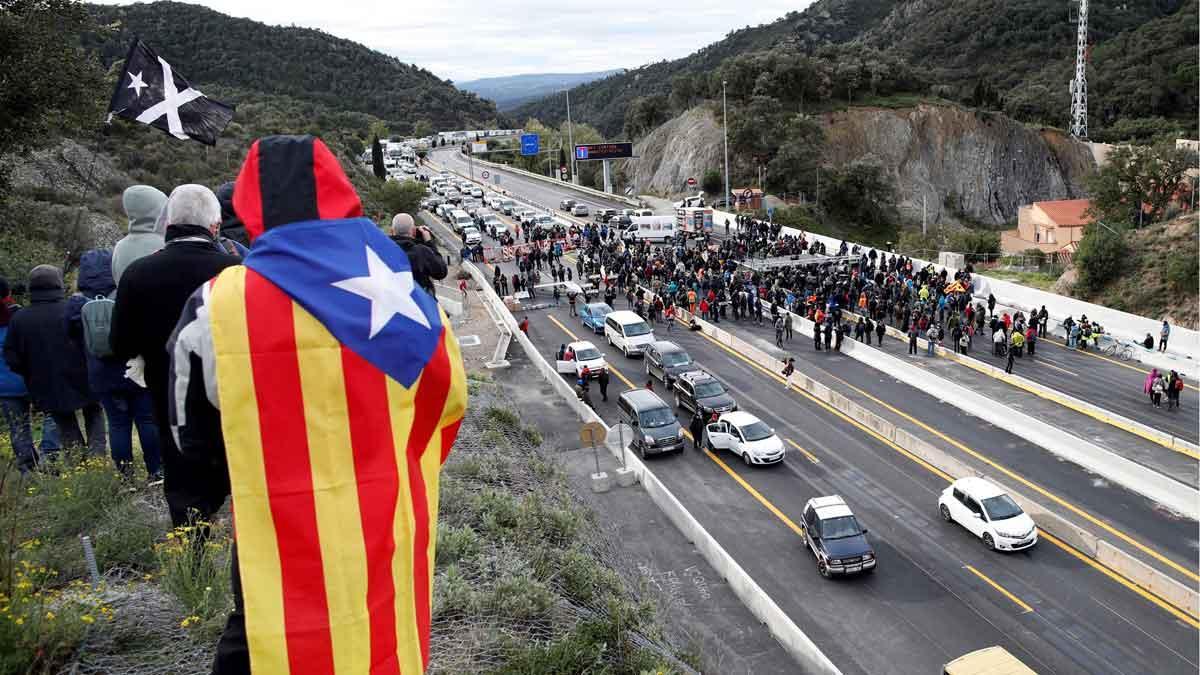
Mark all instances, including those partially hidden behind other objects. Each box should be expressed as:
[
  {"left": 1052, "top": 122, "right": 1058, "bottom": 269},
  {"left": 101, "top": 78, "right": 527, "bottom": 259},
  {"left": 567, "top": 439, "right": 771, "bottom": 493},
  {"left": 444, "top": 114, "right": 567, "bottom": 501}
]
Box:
[{"left": 1101, "top": 340, "right": 1135, "bottom": 361}]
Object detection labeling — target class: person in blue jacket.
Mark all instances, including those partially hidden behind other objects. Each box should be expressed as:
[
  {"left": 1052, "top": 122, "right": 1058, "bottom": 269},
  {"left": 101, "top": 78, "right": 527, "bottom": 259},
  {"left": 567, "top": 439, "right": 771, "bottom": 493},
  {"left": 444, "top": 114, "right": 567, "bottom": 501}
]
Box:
[
  {"left": 0, "top": 277, "right": 60, "bottom": 472},
  {"left": 65, "top": 250, "right": 163, "bottom": 483}
]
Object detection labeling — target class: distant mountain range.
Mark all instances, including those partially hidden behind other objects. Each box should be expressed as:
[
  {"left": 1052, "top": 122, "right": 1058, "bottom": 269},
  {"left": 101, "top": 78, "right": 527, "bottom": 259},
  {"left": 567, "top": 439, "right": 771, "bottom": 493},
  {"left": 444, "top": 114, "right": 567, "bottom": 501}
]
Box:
[{"left": 458, "top": 70, "right": 623, "bottom": 111}]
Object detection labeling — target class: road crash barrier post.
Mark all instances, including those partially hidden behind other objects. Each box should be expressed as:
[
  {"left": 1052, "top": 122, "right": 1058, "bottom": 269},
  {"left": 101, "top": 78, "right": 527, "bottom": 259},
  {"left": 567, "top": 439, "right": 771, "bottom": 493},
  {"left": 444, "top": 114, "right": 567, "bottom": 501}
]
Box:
[
  {"left": 461, "top": 262, "right": 842, "bottom": 675},
  {"left": 647, "top": 292, "right": 1200, "bottom": 623}
]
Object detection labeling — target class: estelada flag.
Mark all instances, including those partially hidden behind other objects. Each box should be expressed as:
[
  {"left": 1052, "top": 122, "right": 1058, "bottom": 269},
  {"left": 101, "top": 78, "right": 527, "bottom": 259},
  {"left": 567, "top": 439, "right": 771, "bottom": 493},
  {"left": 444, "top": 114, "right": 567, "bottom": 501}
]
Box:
[{"left": 208, "top": 136, "right": 466, "bottom": 673}]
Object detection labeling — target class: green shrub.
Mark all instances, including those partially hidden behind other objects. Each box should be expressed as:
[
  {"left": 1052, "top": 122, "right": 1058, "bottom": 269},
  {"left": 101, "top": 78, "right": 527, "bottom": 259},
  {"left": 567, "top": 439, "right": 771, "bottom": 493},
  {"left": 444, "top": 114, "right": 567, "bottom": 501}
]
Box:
[
  {"left": 484, "top": 406, "right": 521, "bottom": 431},
  {"left": 1022, "top": 248, "right": 1047, "bottom": 266},
  {"left": 1165, "top": 251, "right": 1199, "bottom": 294},
  {"left": 155, "top": 523, "right": 233, "bottom": 640},
  {"left": 1074, "top": 226, "right": 1129, "bottom": 294},
  {"left": 436, "top": 525, "right": 481, "bottom": 566}
]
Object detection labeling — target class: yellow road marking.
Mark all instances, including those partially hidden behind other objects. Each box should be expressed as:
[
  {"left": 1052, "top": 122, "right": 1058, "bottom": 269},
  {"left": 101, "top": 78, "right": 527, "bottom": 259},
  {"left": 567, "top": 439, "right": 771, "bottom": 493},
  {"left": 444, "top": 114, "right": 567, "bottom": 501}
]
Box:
[
  {"left": 691, "top": 327, "right": 1200, "bottom": 624},
  {"left": 1038, "top": 530, "right": 1200, "bottom": 629},
  {"left": 548, "top": 310, "right": 1200, "bottom": 626},
  {"left": 815, "top": 367, "right": 1200, "bottom": 582},
  {"left": 787, "top": 439, "right": 821, "bottom": 464},
  {"left": 964, "top": 565, "right": 1034, "bottom": 614}
]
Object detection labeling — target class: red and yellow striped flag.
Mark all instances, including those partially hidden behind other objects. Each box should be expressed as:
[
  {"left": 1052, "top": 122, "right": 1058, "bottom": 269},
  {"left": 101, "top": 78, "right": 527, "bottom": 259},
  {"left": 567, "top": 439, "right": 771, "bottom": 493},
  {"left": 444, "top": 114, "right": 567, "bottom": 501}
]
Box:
[{"left": 208, "top": 265, "right": 466, "bottom": 674}]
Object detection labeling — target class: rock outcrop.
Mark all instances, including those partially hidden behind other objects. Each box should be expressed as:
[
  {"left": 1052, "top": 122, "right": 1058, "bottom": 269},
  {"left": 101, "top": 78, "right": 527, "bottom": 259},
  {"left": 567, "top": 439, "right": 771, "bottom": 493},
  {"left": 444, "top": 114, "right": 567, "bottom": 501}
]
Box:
[
  {"left": 627, "top": 103, "right": 1097, "bottom": 226},
  {"left": 622, "top": 106, "right": 723, "bottom": 198},
  {"left": 822, "top": 104, "right": 1095, "bottom": 226}
]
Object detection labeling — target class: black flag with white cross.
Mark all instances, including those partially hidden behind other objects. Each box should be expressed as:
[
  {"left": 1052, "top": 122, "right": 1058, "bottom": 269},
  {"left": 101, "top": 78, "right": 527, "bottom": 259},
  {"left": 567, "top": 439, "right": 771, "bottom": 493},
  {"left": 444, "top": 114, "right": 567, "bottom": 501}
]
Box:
[{"left": 107, "top": 39, "right": 234, "bottom": 146}]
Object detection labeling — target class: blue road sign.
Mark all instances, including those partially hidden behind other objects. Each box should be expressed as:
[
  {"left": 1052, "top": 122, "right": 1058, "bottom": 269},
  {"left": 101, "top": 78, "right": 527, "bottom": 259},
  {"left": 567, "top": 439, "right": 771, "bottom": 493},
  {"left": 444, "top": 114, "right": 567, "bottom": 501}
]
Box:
[
  {"left": 575, "top": 146, "right": 588, "bottom": 160},
  {"left": 520, "top": 133, "right": 540, "bottom": 156}
]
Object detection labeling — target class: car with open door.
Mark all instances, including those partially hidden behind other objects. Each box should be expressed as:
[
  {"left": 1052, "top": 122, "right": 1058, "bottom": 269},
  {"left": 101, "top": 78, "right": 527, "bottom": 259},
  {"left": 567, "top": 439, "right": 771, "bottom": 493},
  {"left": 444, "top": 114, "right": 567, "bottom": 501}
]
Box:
[{"left": 703, "top": 411, "right": 784, "bottom": 465}]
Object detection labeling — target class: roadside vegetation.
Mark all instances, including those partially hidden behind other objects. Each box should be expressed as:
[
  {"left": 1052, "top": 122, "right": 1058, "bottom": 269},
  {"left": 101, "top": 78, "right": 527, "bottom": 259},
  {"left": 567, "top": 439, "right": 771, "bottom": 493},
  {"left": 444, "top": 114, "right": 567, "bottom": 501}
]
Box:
[{"left": 0, "top": 374, "right": 688, "bottom": 674}]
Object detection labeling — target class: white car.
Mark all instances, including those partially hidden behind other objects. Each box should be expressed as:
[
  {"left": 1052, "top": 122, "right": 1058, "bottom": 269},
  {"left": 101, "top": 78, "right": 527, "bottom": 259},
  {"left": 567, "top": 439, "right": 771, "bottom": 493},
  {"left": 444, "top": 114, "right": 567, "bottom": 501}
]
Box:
[
  {"left": 938, "top": 477, "right": 1038, "bottom": 551},
  {"left": 561, "top": 340, "right": 606, "bottom": 380},
  {"left": 470, "top": 187, "right": 483, "bottom": 198},
  {"left": 703, "top": 411, "right": 785, "bottom": 465},
  {"left": 462, "top": 226, "right": 482, "bottom": 245}
]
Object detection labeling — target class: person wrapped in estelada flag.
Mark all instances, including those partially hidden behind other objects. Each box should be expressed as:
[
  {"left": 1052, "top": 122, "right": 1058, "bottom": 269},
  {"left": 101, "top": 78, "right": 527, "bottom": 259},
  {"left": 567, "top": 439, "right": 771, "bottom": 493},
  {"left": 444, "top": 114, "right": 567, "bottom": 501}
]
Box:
[{"left": 168, "top": 135, "right": 467, "bottom": 674}]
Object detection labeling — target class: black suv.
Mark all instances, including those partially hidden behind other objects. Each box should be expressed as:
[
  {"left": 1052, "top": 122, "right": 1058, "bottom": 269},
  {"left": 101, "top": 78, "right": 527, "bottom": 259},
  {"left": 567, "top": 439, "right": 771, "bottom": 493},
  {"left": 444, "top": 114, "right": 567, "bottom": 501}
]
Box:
[
  {"left": 802, "top": 496, "right": 876, "bottom": 578},
  {"left": 672, "top": 371, "right": 737, "bottom": 415},
  {"left": 644, "top": 341, "right": 701, "bottom": 385}
]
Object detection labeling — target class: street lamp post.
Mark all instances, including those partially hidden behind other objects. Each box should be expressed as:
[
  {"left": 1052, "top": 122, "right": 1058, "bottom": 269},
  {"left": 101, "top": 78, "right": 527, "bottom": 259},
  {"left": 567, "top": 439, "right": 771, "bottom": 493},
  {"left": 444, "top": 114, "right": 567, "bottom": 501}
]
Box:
[
  {"left": 722, "top": 80, "right": 730, "bottom": 210},
  {"left": 565, "top": 89, "right": 576, "bottom": 184}
]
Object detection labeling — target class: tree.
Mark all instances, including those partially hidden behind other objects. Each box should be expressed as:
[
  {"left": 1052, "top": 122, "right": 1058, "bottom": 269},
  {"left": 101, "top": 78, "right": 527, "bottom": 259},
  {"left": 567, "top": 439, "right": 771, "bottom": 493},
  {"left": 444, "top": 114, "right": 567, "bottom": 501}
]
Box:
[
  {"left": 825, "top": 160, "right": 896, "bottom": 229},
  {"left": 413, "top": 120, "right": 433, "bottom": 139},
  {"left": 0, "top": 0, "right": 106, "bottom": 201},
  {"left": 372, "top": 180, "right": 425, "bottom": 218},
  {"left": 371, "top": 136, "right": 386, "bottom": 179},
  {"left": 1074, "top": 224, "right": 1129, "bottom": 293},
  {"left": 765, "top": 114, "right": 825, "bottom": 196},
  {"left": 701, "top": 169, "right": 722, "bottom": 195},
  {"left": 1085, "top": 143, "right": 1197, "bottom": 227}
]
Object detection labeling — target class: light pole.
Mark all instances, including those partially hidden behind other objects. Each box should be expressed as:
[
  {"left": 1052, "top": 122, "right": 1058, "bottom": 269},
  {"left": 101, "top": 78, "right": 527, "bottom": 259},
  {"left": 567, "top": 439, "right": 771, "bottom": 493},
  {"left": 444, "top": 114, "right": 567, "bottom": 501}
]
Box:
[
  {"left": 565, "top": 88, "right": 576, "bottom": 184},
  {"left": 722, "top": 80, "right": 730, "bottom": 210}
]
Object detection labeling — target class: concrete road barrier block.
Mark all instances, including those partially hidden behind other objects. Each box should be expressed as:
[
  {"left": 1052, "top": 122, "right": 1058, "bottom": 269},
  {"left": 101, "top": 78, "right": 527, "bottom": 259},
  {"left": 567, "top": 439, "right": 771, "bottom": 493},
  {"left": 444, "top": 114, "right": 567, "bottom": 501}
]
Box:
[
  {"left": 1097, "top": 541, "right": 1199, "bottom": 617},
  {"left": 614, "top": 466, "right": 638, "bottom": 487}
]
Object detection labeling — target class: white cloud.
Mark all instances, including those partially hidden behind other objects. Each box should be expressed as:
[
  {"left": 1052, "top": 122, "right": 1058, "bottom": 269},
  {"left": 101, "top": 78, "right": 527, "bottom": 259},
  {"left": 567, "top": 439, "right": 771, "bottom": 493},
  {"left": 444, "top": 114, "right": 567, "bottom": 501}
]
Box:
[{"left": 93, "top": 0, "right": 812, "bottom": 81}]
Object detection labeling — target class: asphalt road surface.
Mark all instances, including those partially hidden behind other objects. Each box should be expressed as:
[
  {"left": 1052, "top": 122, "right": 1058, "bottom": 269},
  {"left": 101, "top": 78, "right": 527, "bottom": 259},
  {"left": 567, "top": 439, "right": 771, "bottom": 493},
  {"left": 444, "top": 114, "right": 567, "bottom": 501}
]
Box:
[{"left": 422, "top": 211, "right": 1200, "bottom": 675}]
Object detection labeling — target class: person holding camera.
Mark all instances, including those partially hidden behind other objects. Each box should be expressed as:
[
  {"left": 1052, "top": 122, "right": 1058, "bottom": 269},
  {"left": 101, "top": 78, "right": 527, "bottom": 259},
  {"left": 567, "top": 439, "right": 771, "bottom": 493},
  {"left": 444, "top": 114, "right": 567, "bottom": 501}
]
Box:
[{"left": 389, "top": 213, "right": 447, "bottom": 296}]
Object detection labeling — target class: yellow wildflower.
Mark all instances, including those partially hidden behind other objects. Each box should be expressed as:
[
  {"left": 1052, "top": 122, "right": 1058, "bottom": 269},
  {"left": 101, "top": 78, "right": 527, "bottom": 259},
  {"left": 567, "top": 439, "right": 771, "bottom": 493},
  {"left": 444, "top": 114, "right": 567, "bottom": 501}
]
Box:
[{"left": 81, "top": 615, "right": 95, "bottom": 624}]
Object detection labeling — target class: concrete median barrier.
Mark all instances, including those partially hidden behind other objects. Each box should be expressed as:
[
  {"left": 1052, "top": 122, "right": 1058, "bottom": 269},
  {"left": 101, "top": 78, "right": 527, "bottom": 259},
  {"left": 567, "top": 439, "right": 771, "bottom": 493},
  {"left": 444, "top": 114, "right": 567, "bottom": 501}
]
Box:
[{"left": 1097, "top": 540, "right": 1199, "bottom": 617}]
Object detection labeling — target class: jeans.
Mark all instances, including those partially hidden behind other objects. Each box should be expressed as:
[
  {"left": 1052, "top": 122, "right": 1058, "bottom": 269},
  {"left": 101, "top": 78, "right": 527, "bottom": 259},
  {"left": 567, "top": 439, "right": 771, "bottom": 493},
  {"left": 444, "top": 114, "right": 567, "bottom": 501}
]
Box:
[
  {"left": 926, "top": 340, "right": 936, "bottom": 356},
  {"left": 0, "top": 396, "right": 60, "bottom": 473},
  {"left": 101, "top": 390, "right": 163, "bottom": 476},
  {"left": 51, "top": 403, "right": 106, "bottom": 457}
]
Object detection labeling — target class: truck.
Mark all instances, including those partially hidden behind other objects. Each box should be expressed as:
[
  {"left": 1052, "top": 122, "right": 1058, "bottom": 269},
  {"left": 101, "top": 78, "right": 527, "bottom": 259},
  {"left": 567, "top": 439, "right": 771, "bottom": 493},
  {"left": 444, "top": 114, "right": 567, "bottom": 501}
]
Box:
[{"left": 676, "top": 207, "right": 714, "bottom": 235}]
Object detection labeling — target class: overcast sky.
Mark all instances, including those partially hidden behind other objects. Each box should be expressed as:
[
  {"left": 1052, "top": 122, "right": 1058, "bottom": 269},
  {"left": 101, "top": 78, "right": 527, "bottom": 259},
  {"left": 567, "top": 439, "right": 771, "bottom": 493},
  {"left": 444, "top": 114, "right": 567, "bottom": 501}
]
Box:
[{"left": 95, "top": 0, "right": 811, "bottom": 82}]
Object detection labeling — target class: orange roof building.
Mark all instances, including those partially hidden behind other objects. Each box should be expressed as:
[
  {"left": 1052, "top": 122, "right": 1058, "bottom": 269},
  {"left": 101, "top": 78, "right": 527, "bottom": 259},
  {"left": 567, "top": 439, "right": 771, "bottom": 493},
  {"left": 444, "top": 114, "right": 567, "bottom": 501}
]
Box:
[{"left": 1002, "top": 199, "right": 1093, "bottom": 254}]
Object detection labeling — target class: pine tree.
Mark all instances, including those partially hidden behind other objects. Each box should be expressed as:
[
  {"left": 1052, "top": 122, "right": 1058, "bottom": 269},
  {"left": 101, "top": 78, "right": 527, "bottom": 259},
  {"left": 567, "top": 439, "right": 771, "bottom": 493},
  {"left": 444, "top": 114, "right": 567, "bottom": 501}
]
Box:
[{"left": 371, "top": 136, "right": 385, "bottom": 179}]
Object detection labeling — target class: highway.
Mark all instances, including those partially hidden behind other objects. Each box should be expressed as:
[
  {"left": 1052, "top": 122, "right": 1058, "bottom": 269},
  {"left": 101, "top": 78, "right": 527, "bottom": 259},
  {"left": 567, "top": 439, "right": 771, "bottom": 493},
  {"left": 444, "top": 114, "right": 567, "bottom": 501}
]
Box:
[
  {"left": 434, "top": 146, "right": 633, "bottom": 214},
  {"left": 419, "top": 200, "right": 1199, "bottom": 674}
]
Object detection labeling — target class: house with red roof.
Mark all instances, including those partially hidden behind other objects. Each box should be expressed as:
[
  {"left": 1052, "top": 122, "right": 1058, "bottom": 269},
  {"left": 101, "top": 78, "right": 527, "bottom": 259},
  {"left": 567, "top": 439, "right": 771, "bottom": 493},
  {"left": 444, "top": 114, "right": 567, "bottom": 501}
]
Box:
[{"left": 1001, "top": 199, "right": 1093, "bottom": 255}]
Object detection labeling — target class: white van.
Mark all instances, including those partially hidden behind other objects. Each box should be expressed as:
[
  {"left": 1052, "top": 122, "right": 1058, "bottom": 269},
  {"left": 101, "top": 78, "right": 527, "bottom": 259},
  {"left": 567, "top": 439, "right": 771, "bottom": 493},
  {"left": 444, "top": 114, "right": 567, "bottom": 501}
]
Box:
[
  {"left": 605, "top": 310, "right": 656, "bottom": 358},
  {"left": 622, "top": 216, "right": 677, "bottom": 243},
  {"left": 450, "top": 209, "right": 473, "bottom": 233}
]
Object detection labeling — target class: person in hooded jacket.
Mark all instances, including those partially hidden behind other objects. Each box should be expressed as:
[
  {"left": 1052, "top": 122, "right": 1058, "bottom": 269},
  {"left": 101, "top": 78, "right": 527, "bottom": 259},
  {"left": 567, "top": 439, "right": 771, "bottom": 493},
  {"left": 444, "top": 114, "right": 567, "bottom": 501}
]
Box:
[
  {"left": 3, "top": 265, "right": 104, "bottom": 457},
  {"left": 0, "top": 276, "right": 60, "bottom": 472},
  {"left": 65, "top": 249, "right": 162, "bottom": 482},
  {"left": 111, "top": 185, "right": 240, "bottom": 527},
  {"left": 168, "top": 135, "right": 466, "bottom": 674},
  {"left": 112, "top": 185, "right": 168, "bottom": 285}
]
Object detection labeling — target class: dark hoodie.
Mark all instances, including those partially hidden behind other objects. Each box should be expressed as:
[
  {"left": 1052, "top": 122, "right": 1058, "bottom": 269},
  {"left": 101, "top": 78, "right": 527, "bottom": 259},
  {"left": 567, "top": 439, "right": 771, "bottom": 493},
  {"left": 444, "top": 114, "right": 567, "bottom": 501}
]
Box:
[
  {"left": 65, "top": 249, "right": 134, "bottom": 395},
  {"left": 215, "top": 181, "right": 250, "bottom": 248},
  {"left": 3, "top": 266, "right": 93, "bottom": 412}
]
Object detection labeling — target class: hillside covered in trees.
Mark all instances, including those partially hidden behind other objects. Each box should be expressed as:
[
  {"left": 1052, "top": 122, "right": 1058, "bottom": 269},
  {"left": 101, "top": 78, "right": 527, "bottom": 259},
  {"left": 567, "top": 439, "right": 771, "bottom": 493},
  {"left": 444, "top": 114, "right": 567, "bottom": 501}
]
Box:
[
  {"left": 512, "top": 0, "right": 1195, "bottom": 143},
  {"left": 83, "top": 1, "right": 497, "bottom": 133}
]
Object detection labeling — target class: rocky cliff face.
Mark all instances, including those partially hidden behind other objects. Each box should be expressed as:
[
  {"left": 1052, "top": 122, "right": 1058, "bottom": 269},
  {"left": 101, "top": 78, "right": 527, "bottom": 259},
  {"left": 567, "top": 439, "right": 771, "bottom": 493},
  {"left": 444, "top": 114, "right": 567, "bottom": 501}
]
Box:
[
  {"left": 629, "top": 103, "right": 1096, "bottom": 226},
  {"left": 823, "top": 104, "right": 1095, "bottom": 225},
  {"left": 622, "top": 106, "right": 724, "bottom": 197}
]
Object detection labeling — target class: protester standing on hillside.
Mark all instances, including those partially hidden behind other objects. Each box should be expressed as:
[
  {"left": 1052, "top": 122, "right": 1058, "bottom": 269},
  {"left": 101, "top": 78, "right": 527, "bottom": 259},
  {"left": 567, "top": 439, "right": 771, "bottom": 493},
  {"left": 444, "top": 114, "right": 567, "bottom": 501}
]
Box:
[
  {"left": 111, "top": 185, "right": 240, "bottom": 527},
  {"left": 3, "top": 265, "right": 104, "bottom": 458},
  {"left": 0, "top": 277, "right": 60, "bottom": 472},
  {"left": 169, "top": 136, "right": 466, "bottom": 674},
  {"left": 112, "top": 185, "right": 168, "bottom": 284},
  {"left": 67, "top": 249, "right": 163, "bottom": 481}
]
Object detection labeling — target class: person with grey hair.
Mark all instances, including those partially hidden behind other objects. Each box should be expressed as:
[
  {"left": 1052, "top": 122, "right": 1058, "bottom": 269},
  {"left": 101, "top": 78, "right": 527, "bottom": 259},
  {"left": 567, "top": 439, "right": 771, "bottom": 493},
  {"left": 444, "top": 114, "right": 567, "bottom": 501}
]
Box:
[
  {"left": 111, "top": 184, "right": 240, "bottom": 526},
  {"left": 388, "top": 212, "right": 446, "bottom": 296}
]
